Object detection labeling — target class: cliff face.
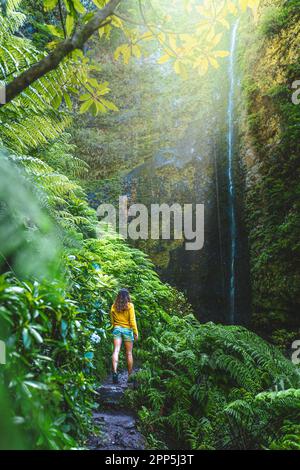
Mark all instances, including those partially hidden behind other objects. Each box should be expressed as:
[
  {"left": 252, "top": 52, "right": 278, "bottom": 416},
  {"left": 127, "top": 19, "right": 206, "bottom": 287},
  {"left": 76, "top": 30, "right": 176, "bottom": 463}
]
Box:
[
  {"left": 240, "top": 0, "right": 300, "bottom": 337},
  {"left": 72, "top": 1, "right": 299, "bottom": 334}
]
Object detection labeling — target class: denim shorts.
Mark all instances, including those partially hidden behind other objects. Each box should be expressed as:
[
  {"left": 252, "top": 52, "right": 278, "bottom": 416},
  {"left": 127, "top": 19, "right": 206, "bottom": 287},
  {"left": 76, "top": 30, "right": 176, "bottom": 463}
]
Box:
[{"left": 112, "top": 326, "right": 134, "bottom": 342}]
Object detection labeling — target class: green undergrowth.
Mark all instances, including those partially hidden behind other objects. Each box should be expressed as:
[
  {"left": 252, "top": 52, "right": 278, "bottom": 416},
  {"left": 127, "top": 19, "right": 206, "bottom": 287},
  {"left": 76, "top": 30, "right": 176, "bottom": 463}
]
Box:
[{"left": 127, "top": 321, "right": 300, "bottom": 449}]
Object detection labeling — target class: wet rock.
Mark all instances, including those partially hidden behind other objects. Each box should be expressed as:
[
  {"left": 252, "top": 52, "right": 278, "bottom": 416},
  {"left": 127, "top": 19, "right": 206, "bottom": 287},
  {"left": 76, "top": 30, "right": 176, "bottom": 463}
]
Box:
[{"left": 88, "top": 371, "right": 145, "bottom": 451}]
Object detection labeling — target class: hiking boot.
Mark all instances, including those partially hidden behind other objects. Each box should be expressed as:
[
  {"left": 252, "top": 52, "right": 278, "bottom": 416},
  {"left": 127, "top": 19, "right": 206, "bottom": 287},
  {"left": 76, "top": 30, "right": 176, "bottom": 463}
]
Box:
[{"left": 112, "top": 372, "right": 119, "bottom": 384}]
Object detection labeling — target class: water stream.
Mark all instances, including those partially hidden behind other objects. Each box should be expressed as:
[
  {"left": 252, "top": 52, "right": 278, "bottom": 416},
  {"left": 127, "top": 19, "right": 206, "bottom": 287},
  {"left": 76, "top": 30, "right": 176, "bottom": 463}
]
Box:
[{"left": 227, "top": 20, "right": 239, "bottom": 324}]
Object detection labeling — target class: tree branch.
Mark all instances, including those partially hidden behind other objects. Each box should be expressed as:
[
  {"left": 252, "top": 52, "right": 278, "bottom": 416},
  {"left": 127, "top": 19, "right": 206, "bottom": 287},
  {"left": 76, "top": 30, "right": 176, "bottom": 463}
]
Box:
[{"left": 1, "top": 0, "right": 122, "bottom": 107}]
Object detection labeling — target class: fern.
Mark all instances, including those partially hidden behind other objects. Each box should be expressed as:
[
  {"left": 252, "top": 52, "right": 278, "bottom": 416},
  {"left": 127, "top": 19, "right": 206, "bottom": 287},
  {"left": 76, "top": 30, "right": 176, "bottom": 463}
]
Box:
[
  {"left": 223, "top": 389, "right": 300, "bottom": 449},
  {"left": 0, "top": 150, "right": 60, "bottom": 278},
  {"left": 8, "top": 152, "right": 96, "bottom": 246},
  {"left": 0, "top": 5, "right": 82, "bottom": 154},
  {"left": 129, "top": 316, "right": 300, "bottom": 449}
]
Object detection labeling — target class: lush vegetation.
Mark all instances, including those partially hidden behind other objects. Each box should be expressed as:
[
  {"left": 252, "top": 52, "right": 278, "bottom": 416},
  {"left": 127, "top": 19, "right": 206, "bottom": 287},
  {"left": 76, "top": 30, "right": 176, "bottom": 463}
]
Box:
[
  {"left": 0, "top": 0, "right": 299, "bottom": 451},
  {"left": 0, "top": 153, "right": 185, "bottom": 449},
  {"left": 1, "top": 155, "right": 299, "bottom": 449},
  {"left": 239, "top": 0, "right": 300, "bottom": 342},
  {"left": 130, "top": 321, "right": 300, "bottom": 449}
]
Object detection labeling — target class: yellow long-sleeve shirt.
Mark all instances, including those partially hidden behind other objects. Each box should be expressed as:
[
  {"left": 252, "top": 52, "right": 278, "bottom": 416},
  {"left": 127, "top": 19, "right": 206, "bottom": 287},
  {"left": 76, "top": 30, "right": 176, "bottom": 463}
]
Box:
[{"left": 110, "top": 302, "right": 138, "bottom": 336}]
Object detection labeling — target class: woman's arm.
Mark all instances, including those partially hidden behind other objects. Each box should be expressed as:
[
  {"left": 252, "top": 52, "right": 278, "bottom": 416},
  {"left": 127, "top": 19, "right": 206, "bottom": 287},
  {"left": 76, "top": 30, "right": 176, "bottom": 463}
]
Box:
[{"left": 129, "top": 304, "right": 138, "bottom": 337}]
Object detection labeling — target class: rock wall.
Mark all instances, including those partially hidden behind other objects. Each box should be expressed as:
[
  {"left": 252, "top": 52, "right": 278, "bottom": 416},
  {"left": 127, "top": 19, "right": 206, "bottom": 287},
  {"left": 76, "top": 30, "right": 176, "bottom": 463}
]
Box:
[{"left": 239, "top": 0, "right": 300, "bottom": 339}]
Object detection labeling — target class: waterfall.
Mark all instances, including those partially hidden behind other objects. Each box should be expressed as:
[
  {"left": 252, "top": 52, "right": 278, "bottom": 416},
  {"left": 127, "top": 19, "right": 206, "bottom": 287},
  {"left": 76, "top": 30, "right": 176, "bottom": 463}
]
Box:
[{"left": 227, "top": 20, "right": 239, "bottom": 324}]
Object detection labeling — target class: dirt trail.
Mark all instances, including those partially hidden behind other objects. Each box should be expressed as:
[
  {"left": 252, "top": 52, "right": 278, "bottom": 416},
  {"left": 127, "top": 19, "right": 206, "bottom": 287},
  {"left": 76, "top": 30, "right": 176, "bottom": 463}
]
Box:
[{"left": 88, "top": 371, "right": 145, "bottom": 450}]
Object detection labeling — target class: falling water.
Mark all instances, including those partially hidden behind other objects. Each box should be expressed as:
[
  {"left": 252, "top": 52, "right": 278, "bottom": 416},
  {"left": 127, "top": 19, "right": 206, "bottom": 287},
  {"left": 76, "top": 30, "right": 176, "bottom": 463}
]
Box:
[{"left": 227, "top": 20, "right": 239, "bottom": 324}]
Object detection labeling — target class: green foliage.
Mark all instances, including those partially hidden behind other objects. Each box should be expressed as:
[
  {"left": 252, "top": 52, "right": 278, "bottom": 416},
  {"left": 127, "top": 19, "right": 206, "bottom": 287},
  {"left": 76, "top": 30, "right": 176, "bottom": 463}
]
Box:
[
  {"left": 0, "top": 274, "right": 96, "bottom": 449},
  {"left": 127, "top": 320, "right": 300, "bottom": 449},
  {"left": 0, "top": 152, "right": 109, "bottom": 448},
  {"left": 0, "top": 2, "right": 118, "bottom": 130},
  {"left": 0, "top": 141, "right": 192, "bottom": 449},
  {"left": 0, "top": 4, "right": 74, "bottom": 152},
  {"left": 0, "top": 152, "right": 60, "bottom": 278},
  {"left": 259, "top": 5, "right": 289, "bottom": 37},
  {"left": 267, "top": 422, "right": 300, "bottom": 450},
  {"left": 260, "top": 0, "right": 300, "bottom": 39},
  {"left": 35, "top": 133, "right": 89, "bottom": 179},
  {"left": 8, "top": 151, "right": 97, "bottom": 245},
  {"left": 0, "top": 195, "right": 193, "bottom": 449},
  {"left": 0, "top": 3, "right": 121, "bottom": 449}
]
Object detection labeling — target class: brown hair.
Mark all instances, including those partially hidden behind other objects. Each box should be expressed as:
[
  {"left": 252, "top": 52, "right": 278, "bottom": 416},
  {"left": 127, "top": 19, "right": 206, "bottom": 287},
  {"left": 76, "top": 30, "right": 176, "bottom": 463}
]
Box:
[{"left": 114, "top": 288, "right": 131, "bottom": 312}]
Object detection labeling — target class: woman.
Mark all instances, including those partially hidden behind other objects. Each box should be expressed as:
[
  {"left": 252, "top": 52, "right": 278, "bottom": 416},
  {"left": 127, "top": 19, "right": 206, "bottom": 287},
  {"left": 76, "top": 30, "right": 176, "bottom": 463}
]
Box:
[{"left": 110, "top": 289, "right": 138, "bottom": 384}]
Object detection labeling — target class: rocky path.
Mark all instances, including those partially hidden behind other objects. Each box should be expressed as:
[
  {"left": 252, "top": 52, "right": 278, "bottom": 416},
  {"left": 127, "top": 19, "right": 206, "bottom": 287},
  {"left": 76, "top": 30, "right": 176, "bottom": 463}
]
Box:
[{"left": 88, "top": 371, "right": 145, "bottom": 450}]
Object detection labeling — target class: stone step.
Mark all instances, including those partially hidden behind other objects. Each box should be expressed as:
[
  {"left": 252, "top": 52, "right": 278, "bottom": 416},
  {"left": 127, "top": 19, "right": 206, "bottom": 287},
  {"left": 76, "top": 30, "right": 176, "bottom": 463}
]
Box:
[
  {"left": 95, "top": 371, "right": 135, "bottom": 407},
  {"left": 94, "top": 411, "right": 136, "bottom": 429},
  {"left": 88, "top": 370, "right": 145, "bottom": 450},
  {"left": 88, "top": 410, "right": 145, "bottom": 450},
  {"left": 97, "top": 384, "right": 125, "bottom": 405}
]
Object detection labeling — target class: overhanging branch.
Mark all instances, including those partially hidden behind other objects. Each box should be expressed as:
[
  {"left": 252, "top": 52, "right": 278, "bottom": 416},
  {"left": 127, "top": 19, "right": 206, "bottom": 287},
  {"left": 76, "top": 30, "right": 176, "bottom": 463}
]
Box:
[{"left": 1, "top": 0, "right": 122, "bottom": 107}]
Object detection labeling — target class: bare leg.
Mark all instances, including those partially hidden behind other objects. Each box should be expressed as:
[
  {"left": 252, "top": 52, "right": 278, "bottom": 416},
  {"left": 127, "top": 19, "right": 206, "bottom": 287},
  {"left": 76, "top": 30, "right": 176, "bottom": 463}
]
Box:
[
  {"left": 112, "top": 337, "right": 122, "bottom": 373},
  {"left": 125, "top": 340, "right": 134, "bottom": 375}
]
